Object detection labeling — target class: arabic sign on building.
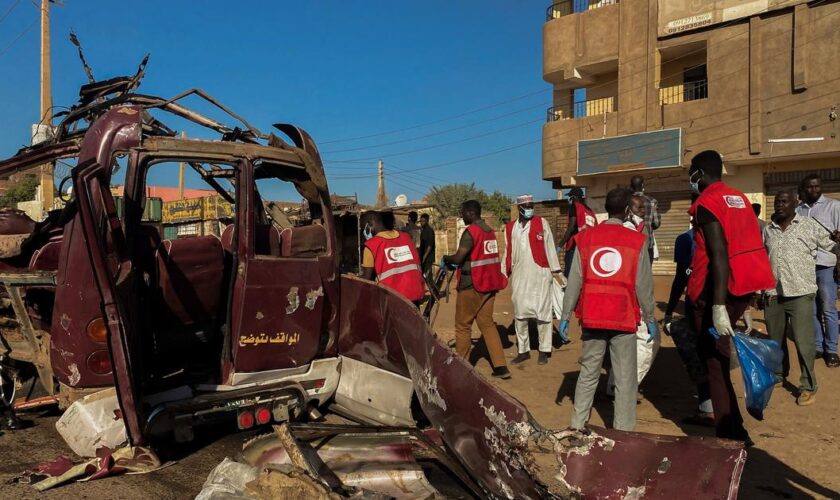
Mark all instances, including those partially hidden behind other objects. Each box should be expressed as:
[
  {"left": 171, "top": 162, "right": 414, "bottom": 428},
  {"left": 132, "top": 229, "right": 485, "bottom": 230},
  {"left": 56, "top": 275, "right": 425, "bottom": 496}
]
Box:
[
  {"left": 162, "top": 195, "right": 233, "bottom": 223},
  {"left": 658, "top": 0, "right": 806, "bottom": 37},
  {"left": 577, "top": 128, "right": 682, "bottom": 175}
]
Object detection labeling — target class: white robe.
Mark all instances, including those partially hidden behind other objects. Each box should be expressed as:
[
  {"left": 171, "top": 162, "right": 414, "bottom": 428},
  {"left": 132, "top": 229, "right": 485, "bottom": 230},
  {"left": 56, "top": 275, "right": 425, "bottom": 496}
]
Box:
[{"left": 505, "top": 219, "right": 562, "bottom": 322}]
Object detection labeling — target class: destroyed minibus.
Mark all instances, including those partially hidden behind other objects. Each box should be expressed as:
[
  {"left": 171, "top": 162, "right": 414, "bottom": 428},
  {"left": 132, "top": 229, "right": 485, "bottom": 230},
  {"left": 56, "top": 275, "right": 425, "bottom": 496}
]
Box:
[{"left": 0, "top": 73, "right": 748, "bottom": 498}]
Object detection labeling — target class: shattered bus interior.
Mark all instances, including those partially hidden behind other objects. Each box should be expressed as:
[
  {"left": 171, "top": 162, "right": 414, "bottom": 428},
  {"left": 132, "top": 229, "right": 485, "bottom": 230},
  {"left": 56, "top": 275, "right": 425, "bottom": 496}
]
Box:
[{"left": 0, "top": 65, "right": 747, "bottom": 498}]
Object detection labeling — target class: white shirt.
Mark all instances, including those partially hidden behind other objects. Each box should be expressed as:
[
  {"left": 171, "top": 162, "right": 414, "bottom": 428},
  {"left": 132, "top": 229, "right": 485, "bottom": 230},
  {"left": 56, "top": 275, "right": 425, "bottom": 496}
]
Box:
[{"left": 505, "top": 217, "right": 561, "bottom": 322}]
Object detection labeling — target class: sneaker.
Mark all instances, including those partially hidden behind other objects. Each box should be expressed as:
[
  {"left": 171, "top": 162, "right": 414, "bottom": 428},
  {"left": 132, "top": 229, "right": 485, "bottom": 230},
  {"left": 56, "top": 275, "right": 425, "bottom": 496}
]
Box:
[
  {"left": 511, "top": 353, "right": 531, "bottom": 365},
  {"left": 826, "top": 353, "right": 840, "bottom": 368},
  {"left": 538, "top": 352, "right": 549, "bottom": 365},
  {"left": 816, "top": 351, "right": 824, "bottom": 360},
  {"left": 492, "top": 367, "right": 512, "bottom": 379},
  {"left": 796, "top": 391, "right": 816, "bottom": 406}
]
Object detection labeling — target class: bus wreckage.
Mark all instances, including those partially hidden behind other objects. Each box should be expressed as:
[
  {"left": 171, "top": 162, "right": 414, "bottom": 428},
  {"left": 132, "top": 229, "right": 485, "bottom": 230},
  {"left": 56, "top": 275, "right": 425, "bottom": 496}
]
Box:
[{"left": 0, "top": 67, "right": 746, "bottom": 498}]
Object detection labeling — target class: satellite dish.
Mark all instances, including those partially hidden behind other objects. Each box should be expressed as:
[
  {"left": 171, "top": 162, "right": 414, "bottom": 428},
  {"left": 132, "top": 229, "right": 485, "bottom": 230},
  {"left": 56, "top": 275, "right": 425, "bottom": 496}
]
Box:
[{"left": 394, "top": 194, "right": 408, "bottom": 207}]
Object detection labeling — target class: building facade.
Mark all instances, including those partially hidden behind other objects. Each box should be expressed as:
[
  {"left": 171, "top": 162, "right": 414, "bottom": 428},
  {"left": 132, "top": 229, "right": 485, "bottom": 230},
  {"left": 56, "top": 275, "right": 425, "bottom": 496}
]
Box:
[{"left": 543, "top": 0, "right": 840, "bottom": 273}]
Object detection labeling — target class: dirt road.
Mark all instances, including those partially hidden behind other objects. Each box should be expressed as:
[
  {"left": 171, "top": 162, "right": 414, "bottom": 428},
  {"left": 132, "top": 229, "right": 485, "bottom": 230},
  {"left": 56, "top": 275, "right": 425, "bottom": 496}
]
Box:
[{"left": 0, "top": 277, "right": 838, "bottom": 498}]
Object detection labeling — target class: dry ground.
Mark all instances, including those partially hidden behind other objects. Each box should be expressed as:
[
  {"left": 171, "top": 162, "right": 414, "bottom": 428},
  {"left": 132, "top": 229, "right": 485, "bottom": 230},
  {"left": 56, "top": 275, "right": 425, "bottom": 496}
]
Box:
[{"left": 0, "top": 277, "right": 837, "bottom": 499}]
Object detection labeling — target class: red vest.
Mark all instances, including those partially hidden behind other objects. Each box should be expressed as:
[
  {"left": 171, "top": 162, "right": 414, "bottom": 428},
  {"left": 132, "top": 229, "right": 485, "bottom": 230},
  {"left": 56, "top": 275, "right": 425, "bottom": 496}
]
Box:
[
  {"left": 504, "top": 216, "right": 550, "bottom": 275},
  {"left": 574, "top": 224, "right": 645, "bottom": 332},
  {"left": 687, "top": 182, "right": 775, "bottom": 302},
  {"left": 565, "top": 202, "right": 598, "bottom": 251},
  {"left": 461, "top": 223, "right": 507, "bottom": 293},
  {"left": 365, "top": 232, "right": 426, "bottom": 302}
]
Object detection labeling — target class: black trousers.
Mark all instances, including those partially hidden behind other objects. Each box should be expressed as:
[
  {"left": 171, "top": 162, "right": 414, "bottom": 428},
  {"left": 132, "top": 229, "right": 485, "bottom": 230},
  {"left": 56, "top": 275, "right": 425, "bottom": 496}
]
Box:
[{"left": 692, "top": 291, "right": 752, "bottom": 440}]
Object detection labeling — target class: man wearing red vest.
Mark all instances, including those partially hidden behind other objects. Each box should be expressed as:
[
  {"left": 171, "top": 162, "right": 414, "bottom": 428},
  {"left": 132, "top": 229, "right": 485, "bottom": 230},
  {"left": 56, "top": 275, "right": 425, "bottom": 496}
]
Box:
[
  {"left": 361, "top": 210, "right": 426, "bottom": 306},
  {"left": 504, "top": 194, "right": 565, "bottom": 365},
  {"left": 443, "top": 200, "right": 511, "bottom": 379},
  {"left": 687, "top": 150, "right": 775, "bottom": 445},
  {"left": 558, "top": 187, "right": 598, "bottom": 277},
  {"left": 560, "top": 188, "right": 656, "bottom": 432}
]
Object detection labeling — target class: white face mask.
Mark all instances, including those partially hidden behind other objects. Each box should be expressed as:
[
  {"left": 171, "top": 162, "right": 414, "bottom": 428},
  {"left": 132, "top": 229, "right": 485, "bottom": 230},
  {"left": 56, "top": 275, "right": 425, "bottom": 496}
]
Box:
[
  {"left": 520, "top": 207, "right": 534, "bottom": 219},
  {"left": 631, "top": 214, "right": 644, "bottom": 226}
]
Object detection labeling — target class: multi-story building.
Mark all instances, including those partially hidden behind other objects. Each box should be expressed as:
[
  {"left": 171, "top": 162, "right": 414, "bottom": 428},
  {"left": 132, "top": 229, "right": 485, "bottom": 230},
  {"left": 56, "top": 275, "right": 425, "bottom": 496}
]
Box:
[{"left": 543, "top": 0, "right": 840, "bottom": 273}]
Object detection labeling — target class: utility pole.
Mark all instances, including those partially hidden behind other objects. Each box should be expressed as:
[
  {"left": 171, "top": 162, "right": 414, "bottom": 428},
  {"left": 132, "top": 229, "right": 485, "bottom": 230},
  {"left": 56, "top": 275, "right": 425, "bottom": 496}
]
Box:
[
  {"left": 178, "top": 131, "right": 186, "bottom": 199},
  {"left": 38, "top": 0, "right": 54, "bottom": 214},
  {"left": 375, "top": 159, "right": 389, "bottom": 209}
]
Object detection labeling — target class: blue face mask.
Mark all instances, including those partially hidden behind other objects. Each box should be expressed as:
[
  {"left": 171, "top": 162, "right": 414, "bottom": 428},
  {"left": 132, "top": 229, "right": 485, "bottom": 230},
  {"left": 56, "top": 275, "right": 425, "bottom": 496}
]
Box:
[
  {"left": 363, "top": 225, "right": 374, "bottom": 240},
  {"left": 521, "top": 208, "right": 534, "bottom": 219},
  {"left": 689, "top": 170, "right": 703, "bottom": 195}
]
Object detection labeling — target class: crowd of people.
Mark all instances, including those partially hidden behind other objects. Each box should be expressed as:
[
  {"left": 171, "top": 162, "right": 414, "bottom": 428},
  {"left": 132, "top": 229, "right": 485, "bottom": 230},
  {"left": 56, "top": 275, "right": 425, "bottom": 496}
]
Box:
[{"left": 360, "top": 149, "right": 840, "bottom": 447}]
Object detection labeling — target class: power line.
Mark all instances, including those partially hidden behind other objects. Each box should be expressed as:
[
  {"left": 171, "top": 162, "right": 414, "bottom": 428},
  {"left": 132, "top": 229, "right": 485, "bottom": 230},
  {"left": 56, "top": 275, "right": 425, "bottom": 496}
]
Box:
[
  {"left": 0, "top": 14, "right": 36, "bottom": 59},
  {"left": 324, "top": 117, "right": 543, "bottom": 163},
  {"left": 320, "top": 0, "right": 831, "bottom": 154},
  {"left": 320, "top": 102, "right": 547, "bottom": 154},
  {"left": 319, "top": 88, "right": 549, "bottom": 145},
  {"left": 0, "top": 0, "right": 21, "bottom": 25}
]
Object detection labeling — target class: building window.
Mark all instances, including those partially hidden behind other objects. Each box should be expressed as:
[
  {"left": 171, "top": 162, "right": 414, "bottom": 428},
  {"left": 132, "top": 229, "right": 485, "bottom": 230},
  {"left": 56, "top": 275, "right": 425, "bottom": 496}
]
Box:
[
  {"left": 659, "top": 42, "right": 708, "bottom": 105},
  {"left": 547, "top": 77, "right": 618, "bottom": 122}
]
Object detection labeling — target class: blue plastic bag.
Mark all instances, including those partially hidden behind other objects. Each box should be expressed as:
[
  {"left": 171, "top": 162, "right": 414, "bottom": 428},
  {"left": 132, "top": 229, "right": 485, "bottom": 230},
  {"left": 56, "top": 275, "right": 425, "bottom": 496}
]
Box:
[
  {"left": 708, "top": 329, "right": 783, "bottom": 420},
  {"left": 731, "top": 332, "right": 783, "bottom": 420}
]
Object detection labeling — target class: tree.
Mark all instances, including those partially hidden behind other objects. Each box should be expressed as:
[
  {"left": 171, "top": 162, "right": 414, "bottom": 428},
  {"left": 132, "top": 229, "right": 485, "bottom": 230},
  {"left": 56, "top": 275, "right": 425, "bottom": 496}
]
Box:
[
  {"left": 0, "top": 175, "right": 39, "bottom": 209},
  {"left": 425, "top": 183, "right": 512, "bottom": 229}
]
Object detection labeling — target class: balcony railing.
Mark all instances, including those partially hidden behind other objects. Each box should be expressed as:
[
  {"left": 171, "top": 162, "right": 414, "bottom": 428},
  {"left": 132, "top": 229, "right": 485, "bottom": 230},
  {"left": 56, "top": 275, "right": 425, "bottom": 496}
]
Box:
[
  {"left": 547, "top": 96, "right": 616, "bottom": 121},
  {"left": 546, "top": 0, "right": 619, "bottom": 21},
  {"left": 659, "top": 79, "right": 708, "bottom": 105}
]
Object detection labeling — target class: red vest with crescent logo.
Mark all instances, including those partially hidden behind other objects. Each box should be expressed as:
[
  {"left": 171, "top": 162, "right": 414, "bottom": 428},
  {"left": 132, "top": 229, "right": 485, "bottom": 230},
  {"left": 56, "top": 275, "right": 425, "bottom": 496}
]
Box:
[
  {"left": 365, "top": 232, "right": 426, "bottom": 301},
  {"left": 565, "top": 202, "right": 598, "bottom": 251},
  {"left": 686, "top": 182, "right": 775, "bottom": 302},
  {"left": 574, "top": 223, "right": 645, "bottom": 332},
  {"left": 461, "top": 223, "right": 507, "bottom": 293},
  {"left": 504, "top": 216, "right": 549, "bottom": 275}
]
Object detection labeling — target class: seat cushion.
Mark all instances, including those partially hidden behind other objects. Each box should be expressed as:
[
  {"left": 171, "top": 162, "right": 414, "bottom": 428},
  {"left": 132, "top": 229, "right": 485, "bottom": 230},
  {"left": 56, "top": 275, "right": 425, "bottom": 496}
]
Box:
[{"left": 156, "top": 236, "right": 225, "bottom": 325}]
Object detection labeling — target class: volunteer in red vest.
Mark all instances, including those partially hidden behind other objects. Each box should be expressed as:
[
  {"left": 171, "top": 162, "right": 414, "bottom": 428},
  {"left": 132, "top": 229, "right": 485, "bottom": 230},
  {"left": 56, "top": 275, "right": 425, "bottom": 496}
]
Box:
[
  {"left": 504, "top": 194, "right": 565, "bottom": 366},
  {"left": 686, "top": 150, "right": 775, "bottom": 445},
  {"left": 442, "top": 200, "right": 511, "bottom": 379},
  {"left": 361, "top": 210, "right": 426, "bottom": 306},
  {"left": 606, "top": 193, "right": 659, "bottom": 399},
  {"left": 558, "top": 187, "right": 597, "bottom": 277},
  {"left": 560, "top": 187, "right": 656, "bottom": 432}
]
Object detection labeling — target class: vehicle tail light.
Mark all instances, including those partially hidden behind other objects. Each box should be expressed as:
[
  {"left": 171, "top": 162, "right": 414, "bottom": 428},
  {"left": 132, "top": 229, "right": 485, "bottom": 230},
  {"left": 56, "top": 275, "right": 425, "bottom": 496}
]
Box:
[
  {"left": 86, "top": 317, "right": 108, "bottom": 343},
  {"left": 255, "top": 406, "right": 272, "bottom": 425},
  {"left": 86, "top": 350, "right": 112, "bottom": 375},
  {"left": 237, "top": 410, "right": 254, "bottom": 429}
]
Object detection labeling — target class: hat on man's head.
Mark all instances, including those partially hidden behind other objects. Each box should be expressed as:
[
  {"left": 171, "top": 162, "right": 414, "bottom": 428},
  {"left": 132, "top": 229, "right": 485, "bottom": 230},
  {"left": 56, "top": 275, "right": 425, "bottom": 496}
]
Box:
[
  {"left": 567, "top": 187, "right": 585, "bottom": 198},
  {"left": 516, "top": 194, "right": 534, "bottom": 205}
]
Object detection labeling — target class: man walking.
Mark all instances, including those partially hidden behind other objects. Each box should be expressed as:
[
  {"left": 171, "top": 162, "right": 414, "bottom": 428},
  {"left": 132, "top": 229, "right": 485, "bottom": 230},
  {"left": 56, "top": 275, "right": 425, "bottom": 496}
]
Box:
[
  {"left": 558, "top": 187, "right": 597, "bottom": 277},
  {"left": 504, "top": 194, "right": 564, "bottom": 365},
  {"left": 360, "top": 211, "right": 426, "bottom": 306},
  {"left": 561, "top": 188, "right": 656, "bottom": 432},
  {"left": 418, "top": 213, "right": 436, "bottom": 279},
  {"left": 443, "top": 200, "right": 511, "bottom": 379},
  {"left": 764, "top": 189, "right": 837, "bottom": 406},
  {"left": 796, "top": 174, "right": 840, "bottom": 367},
  {"left": 631, "top": 175, "right": 661, "bottom": 261},
  {"left": 686, "top": 150, "right": 775, "bottom": 444}
]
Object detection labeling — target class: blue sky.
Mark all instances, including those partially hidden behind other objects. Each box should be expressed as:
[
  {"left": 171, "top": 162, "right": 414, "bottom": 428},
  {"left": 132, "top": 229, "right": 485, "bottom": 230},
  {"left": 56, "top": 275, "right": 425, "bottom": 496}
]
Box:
[{"left": 0, "top": 0, "right": 554, "bottom": 205}]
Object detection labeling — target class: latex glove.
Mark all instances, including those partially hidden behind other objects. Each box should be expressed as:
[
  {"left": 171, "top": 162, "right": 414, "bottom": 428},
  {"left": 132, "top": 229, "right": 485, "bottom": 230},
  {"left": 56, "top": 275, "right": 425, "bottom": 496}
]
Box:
[
  {"left": 553, "top": 272, "right": 567, "bottom": 287},
  {"left": 711, "top": 304, "right": 735, "bottom": 337},
  {"left": 646, "top": 321, "right": 658, "bottom": 343},
  {"left": 558, "top": 320, "right": 569, "bottom": 340},
  {"left": 439, "top": 258, "right": 456, "bottom": 271}
]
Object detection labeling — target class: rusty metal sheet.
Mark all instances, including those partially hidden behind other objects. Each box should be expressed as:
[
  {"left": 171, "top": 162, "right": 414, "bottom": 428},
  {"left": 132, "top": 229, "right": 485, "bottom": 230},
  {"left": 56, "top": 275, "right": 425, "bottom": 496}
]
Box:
[
  {"left": 337, "top": 276, "right": 410, "bottom": 378},
  {"left": 555, "top": 427, "right": 745, "bottom": 498},
  {"left": 339, "top": 275, "right": 746, "bottom": 498}
]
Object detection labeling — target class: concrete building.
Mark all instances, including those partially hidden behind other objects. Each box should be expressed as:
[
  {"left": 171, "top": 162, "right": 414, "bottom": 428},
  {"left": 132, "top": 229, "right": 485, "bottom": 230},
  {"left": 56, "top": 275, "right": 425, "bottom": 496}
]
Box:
[{"left": 543, "top": 0, "right": 840, "bottom": 273}]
